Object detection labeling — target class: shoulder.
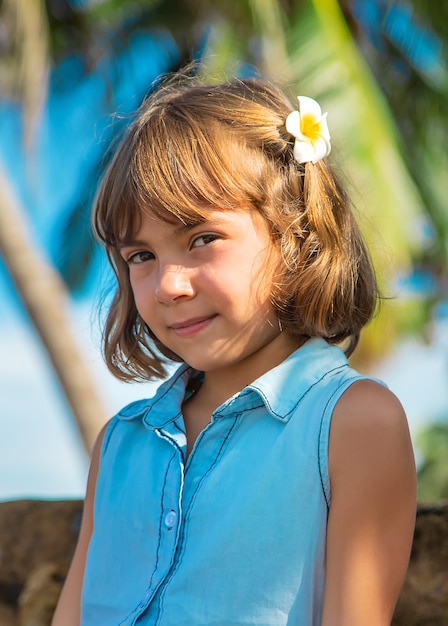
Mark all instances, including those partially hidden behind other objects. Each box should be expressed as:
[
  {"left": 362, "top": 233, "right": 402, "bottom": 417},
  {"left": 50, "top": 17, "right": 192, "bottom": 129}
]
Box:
[
  {"left": 331, "top": 378, "right": 409, "bottom": 441},
  {"left": 329, "top": 378, "right": 415, "bottom": 495},
  {"left": 322, "top": 379, "right": 417, "bottom": 625},
  {"left": 332, "top": 377, "right": 407, "bottom": 432}
]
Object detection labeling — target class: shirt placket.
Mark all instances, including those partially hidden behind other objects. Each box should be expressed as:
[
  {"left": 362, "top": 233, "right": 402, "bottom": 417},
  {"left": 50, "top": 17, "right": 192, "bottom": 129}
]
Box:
[
  {"left": 120, "top": 420, "right": 186, "bottom": 626},
  {"left": 143, "top": 411, "right": 241, "bottom": 625}
]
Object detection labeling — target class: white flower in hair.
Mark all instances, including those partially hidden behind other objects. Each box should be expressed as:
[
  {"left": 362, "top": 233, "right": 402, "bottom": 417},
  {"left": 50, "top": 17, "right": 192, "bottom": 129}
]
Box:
[{"left": 285, "top": 96, "right": 331, "bottom": 164}]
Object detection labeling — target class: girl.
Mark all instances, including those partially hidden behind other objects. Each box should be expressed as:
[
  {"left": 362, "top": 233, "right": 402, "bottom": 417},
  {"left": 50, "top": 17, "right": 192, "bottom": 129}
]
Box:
[{"left": 53, "top": 75, "right": 416, "bottom": 626}]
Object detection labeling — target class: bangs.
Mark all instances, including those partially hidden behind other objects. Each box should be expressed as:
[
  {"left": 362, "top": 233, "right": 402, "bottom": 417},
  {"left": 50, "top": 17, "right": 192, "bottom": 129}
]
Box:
[
  {"left": 93, "top": 94, "right": 270, "bottom": 248},
  {"left": 91, "top": 76, "right": 379, "bottom": 381},
  {"left": 131, "top": 107, "right": 264, "bottom": 221}
]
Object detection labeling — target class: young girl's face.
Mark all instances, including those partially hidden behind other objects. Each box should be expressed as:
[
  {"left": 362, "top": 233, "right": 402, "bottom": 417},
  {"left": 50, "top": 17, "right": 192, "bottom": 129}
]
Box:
[{"left": 119, "top": 207, "right": 296, "bottom": 378}]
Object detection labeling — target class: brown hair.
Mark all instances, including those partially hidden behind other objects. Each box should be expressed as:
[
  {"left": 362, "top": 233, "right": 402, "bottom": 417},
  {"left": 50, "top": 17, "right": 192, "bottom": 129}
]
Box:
[{"left": 93, "top": 74, "right": 379, "bottom": 381}]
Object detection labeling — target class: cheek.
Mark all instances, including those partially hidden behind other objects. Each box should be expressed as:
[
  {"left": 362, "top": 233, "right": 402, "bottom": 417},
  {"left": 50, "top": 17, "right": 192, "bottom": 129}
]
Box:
[
  {"left": 129, "top": 276, "right": 154, "bottom": 316},
  {"left": 226, "top": 261, "right": 277, "bottom": 318}
]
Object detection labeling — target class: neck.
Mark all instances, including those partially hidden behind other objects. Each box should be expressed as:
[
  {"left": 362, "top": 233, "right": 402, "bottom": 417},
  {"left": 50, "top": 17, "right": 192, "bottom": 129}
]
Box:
[{"left": 193, "top": 332, "right": 306, "bottom": 414}]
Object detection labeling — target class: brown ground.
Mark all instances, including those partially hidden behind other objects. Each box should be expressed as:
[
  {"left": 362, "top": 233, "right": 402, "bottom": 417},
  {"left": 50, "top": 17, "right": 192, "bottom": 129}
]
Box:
[
  {"left": 0, "top": 500, "right": 82, "bottom": 626},
  {"left": 0, "top": 500, "right": 446, "bottom": 625},
  {"left": 393, "top": 504, "right": 448, "bottom": 625}
]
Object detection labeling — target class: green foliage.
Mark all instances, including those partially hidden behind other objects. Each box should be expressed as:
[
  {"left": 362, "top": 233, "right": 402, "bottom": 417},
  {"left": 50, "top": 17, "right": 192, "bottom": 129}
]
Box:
[
  {"left": 2, "top": 0, "right": 447, "bottom": 341},
  {"left": 2, "top": 0, "right": 447, "bottom": 468},
  {"left": 345, "top": 0, "right": 448, "bottom": 278},
  {"left": 417, "top": 421, "right": 448, "bottom": 501}
]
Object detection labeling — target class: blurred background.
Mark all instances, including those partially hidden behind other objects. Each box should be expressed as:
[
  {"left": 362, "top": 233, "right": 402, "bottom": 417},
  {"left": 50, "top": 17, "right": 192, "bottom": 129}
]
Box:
[{"left": 0, "top": 0, "right": 447, "bottom": 503}]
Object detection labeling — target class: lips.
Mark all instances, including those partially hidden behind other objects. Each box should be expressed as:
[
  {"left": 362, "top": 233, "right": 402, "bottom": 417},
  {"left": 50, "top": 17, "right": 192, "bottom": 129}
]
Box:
[{"left": 170, "top": 315, "right": 216, "bottom": 337}]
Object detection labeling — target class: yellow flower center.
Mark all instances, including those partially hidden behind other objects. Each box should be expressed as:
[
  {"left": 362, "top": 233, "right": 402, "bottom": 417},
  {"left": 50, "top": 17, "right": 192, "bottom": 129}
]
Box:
[{"left": 300, "top": 113, "right": 322, "bottom": 142}]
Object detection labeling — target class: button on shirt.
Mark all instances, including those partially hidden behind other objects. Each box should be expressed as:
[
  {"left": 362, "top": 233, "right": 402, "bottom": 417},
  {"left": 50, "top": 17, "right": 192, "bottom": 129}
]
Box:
[{"left": 81, "top": 338, "right": 380, "bottom": 625}]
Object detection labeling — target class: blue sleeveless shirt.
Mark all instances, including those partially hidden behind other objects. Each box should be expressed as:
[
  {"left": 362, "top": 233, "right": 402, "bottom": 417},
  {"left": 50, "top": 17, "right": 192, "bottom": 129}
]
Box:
[{"left": 81, "top": 338, "right": 377, "bottom": 625}]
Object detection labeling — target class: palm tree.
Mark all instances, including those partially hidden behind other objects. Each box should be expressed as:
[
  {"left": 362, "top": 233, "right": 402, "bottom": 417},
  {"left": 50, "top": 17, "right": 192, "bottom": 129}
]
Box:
[
  {"left": 0, "top": 0, "right": 446, "bottom": 450},
  {"left": 38, "top": 0, "right": 448, "bottom": 355},
  {"left": 0, "top": 159, "right": 106, "bottom": 451},
  {"left": 0, "top": 0, "right": 106, "bottom": 452}
]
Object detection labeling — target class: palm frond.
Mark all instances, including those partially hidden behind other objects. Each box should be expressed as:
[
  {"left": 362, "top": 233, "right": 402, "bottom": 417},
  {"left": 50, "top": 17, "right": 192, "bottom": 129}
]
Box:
[
  {"left": 0, "top": 0, "right": 49, "bottom": 144},
  {"left": 282, "top": 0, "right": 430, "bottom": 362}
]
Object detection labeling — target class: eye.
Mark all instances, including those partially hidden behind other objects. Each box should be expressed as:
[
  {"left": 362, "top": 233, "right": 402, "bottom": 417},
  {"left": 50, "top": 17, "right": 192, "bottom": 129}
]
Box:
[
  {"left": 191, "top": 233, "right": 220, "bottom": 248},
  {"left": 126, "top": 250, "right": 155, "bottom": 264}
]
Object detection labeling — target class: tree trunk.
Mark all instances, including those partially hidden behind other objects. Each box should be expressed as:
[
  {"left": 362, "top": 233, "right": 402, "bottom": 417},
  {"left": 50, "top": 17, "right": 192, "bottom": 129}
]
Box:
[{"left": 0, "top": 158, "right": 106, "bottom": 453}]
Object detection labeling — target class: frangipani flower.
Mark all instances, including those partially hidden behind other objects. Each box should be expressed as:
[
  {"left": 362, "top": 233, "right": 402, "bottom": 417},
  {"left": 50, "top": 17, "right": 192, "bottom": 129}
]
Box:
[{"left": 285, "top": 96, "right": 331, "bottom": 164}]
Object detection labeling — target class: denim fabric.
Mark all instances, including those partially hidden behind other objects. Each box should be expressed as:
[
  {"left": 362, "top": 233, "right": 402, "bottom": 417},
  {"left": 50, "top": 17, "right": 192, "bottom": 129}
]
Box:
[{"left": 81, "top": 338, "right": 378, "bottom": 625}]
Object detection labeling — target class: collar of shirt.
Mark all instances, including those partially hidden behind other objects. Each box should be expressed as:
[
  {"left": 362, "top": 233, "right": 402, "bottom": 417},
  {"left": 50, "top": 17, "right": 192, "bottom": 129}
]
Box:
[{"left": 116, "top": 337, "right": 349, "bottom": 429}]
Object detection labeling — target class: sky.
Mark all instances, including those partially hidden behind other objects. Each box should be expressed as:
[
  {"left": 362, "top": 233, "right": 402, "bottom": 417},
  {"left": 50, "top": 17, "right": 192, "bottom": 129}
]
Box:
[
  {"left": 0, "top": 28, "right": 178, "bottom": 500},
  {"left": 1, "top": 292, "right": 447, "bottom": 501},
  {"left": 0, "top": 297, "right": 159, "bottom": 500},
  {"left": 1, "top": 23, "right": 447, "bottom": 502}
]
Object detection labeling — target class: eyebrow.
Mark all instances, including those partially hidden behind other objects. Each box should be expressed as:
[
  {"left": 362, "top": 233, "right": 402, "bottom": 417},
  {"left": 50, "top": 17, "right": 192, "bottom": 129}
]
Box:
[
  {"left": 117, "top": 238, "right": 148, "bottom": 250},
  {"left": 117, "top": 221, "right": 205, "bottom": 249}
]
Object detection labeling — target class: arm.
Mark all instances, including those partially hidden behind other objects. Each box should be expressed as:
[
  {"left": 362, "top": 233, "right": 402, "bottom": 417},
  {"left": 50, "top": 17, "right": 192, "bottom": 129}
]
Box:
[
  {"left": 321, "top": 380, "right": 416, "bottom": 626},
  {"left": 51, "top": 422, "right": 109, "bottom": 626}
]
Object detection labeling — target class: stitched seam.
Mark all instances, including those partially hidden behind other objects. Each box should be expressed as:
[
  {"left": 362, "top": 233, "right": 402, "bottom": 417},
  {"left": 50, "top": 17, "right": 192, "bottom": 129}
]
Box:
[
  {"left": 101, "top": 417, "right": 119, "bottom": 457},
  {"left": 119, "top": 447, "right": 178, "bottom": 625},
  {"left": 317, "top": 375, "right": 361, "bottom": 509},
  {"left": 172, "top": 420, "right": 185, "bottom": 435},
  {"left": 149, "top": 366, "right": 190, "bottom": 409},
  {"left": 154, "top": 415, "right": 240, "bottom": 624},
  {"left": 148, "top": 451, "right": 175, "bottom": 590},
  {"left": 118, "top": 367, "right": 189, "bottom": 423},
  {"left": 255, "top": 364, "right": 350, "bottom": 421}
]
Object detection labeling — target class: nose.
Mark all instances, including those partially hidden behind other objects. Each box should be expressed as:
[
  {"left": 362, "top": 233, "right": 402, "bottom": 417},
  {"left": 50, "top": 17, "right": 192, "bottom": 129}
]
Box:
[{"left": 155, "top": 264, "right": 195, "bottom": 304}]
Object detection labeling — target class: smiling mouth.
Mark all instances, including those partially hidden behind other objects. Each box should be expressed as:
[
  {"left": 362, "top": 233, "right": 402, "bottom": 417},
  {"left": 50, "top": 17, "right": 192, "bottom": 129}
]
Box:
[{"left": 170, "top": 315, "right": 216, "bottom": 337}]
